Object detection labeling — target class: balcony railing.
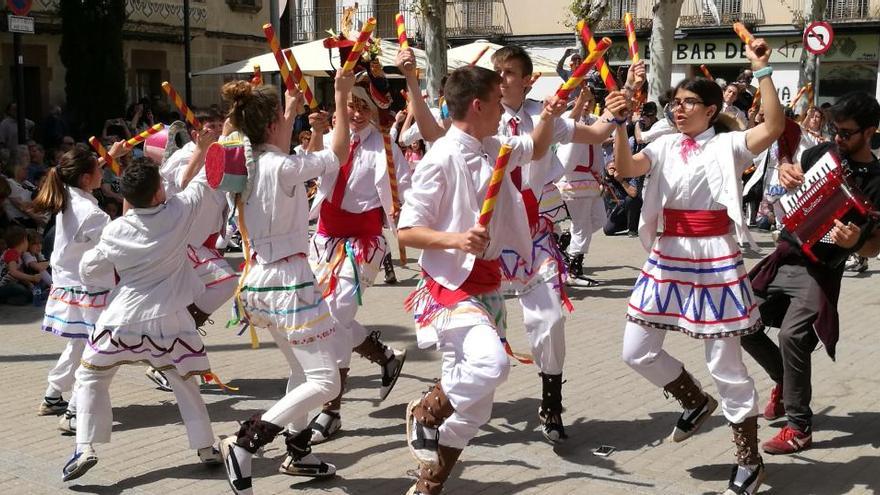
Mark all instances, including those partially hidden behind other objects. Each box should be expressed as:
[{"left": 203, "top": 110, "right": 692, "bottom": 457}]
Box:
[
  {"left": 678, "top": 0, "right": 765, "bottom": 27},
  {"left": 791, "top": 0, "right": 880, "bottom": 22},
  {"left": 291, "top": 1, "right": 511, "bottom": 43},
  {"left": 594, "top": 0, "right": 653, "bottom": 31}
]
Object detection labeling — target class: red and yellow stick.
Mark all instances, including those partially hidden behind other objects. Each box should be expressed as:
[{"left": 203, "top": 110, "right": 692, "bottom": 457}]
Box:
[
  {"left": 89, "top": 136, "right": 120, "bottom": 175},
  {"left": 528, "top": 72, "right": 541, "bottom": 86},
  {"left": 470, "top": 45, "right": 491, "bottom": 66},
  {"left": 478, "top": 143, "right": 513, "bottom": 226},
  {"left": 789, "top": 82, "right": 812, "bottom": 109},
  {"left": 342, "top": 18, "right": 377, "bottom": 74},
  {"left": 556, "top": 37, "right": 612, "bottom": 101},
  {"left": 624, "top": 13, "right": 640, "bottom": 63},
  {"left": 700, "top": 64, "right": 714, "bottom": 80},
  {"left": 395, "top": 13, "right": 409, "bottom": 49},
  {"left": 282, "top": 48, "right": 317, "bottom": 109},
  {"left": 125, "top": 123, "right": 164, "bottom": 148},
  {"left": 262, "top": 23, "right": 296, "bottom": 92},
  {"left": 381, "top": 130, "right": 406, "bottom": 264},
  {"left": 733, "top": 22, "right": 766, "bottom": 57},
  {"left": 162, "top": 81, "right": 201, "bottom": 130},
  {"left": 577, "top": 20, "right": 617, "bottom": 90},
  {"left": 250, "top": 64, "right": 262, "bottom": 86}
]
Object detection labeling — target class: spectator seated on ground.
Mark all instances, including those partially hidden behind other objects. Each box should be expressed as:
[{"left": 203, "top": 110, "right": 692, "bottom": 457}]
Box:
[{"left": 0, "top": 226, "right": 41, "bottom": 305}]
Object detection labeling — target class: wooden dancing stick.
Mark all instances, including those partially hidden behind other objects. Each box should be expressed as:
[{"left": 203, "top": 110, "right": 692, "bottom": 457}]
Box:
[
  {"left": 577, "top": 20, "right": 617, "bottom": 90},
  {"left": 699, "top": 64, "right": 714, "bottom": 80},
  {"left": 624, "top": 13, "right": 640, "bottom": 63},
  {"left": 162, "top": 81, "right": 202, "bottom": 130},
  {"left": 556, "top": 38, "right": 612, "bottom": 101},
  {"left": 250, "top": 64, "right": 262, "bottom": 86},
  {"left": 470, "top": 45, "right": 491, "bottom": 66},
  {"left": 263, "top": 23, "right": 296, "bottom": 92},
  {"left": 282, "top": 48, "right": 318, "bottom": 109},
  {"left": 125, "top": 123, "right": 164, "bottom": 147},
  {"left": 733, "top": 22, "right": 767, "bottom": 57},
  {"left": 381, "top": 129, "right": 407, "bottom": 265},
  {"left": 341, "top": 18, "right": 377, "bottom": 74},
  {"left": 478, "top": 143, "right": 513, "bottom": 226},
  {"left": 89, "top": 136, "right": 120, "bottom": 175}
]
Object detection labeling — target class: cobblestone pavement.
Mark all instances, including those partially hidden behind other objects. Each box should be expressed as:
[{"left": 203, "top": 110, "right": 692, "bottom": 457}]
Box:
[{"left": 2, "top": 231, "right": 879, "bottom": 494}]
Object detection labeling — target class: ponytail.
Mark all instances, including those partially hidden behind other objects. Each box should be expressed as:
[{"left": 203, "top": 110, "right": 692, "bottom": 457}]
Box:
[
  {"left": 32, "top": 144, "right": 98, "bottom": 215},
  {"left": 32, "top": 166, "right": 67, "bottom": 215}
]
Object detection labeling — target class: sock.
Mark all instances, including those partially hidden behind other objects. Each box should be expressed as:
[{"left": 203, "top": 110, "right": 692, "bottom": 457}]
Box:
[{"left": 45, "top": 385, "right": 61, "bottom": 398}]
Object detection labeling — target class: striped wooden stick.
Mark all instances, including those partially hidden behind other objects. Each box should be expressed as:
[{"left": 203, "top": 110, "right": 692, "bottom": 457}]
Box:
[
  {"left": 341, "top": 18, "right": 377, "bottom": 74},
  {"left": 162, "top": 81, "right": 201, "bottom": 130},
  {"left": 577, "top": 20, "right": 617, "bottom": 90},
  {"left": 478, "top": 143, "right": 513, "bottom": 226},
  {"left": 470, "top": 45, "right": 491, "bottom": 66},
  {"left": 89, "top": 136, "right": 120, "bottom": 175},
  {"left": 282, "top": 48, "right": 317, "bottom": 109},
  {"left": 262, "top": 23, "right": 296, "bottom": 92},
  {"left": 556, "top": 38, "right": 612, "bottom": 101},
  {"left": 126, "top": 123, "right": 165, "bottom": 147},
  {"left": 624, "top": 13, "right": 640, "bottom": 63}
]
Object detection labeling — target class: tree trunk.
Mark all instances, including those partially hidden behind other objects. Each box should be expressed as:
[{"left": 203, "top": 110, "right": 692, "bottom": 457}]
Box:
[
  {"left": 422, "top": 0, "right": 447, "bottom": 103},
  {"left": 798, "top": 0, "right": 827, "bottom": 97},
  {"left": 647, "top": 0, "right": 685, "bottom": 103}
]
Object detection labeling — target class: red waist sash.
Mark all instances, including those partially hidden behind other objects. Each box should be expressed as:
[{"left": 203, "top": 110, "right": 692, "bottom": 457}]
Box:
[
  {"left": 426, "top": 258, "right": 501, "bottom": 308},
  {"left": 317, "top": 201, "right": 384, "bottom": 238},
  {"left": 662, "top": 208, "right": 730, "bottom": 237}
]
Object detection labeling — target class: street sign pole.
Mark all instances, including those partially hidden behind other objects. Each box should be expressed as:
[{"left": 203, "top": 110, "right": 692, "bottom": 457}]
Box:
[{"left": 13, "top": 31, "right": 25, "bottom": 144}]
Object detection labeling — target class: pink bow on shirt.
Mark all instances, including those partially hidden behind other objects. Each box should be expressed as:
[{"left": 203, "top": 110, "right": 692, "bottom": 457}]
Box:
[{"left": 680, "top": 135, "right": 699, "bottom": 163}]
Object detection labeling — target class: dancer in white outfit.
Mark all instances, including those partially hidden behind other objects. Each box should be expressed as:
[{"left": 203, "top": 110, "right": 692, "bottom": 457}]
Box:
[
  {"left": 613, "top": 37, "right": 784, "bottom": 495},
  {"left": 219, "top": 72, "right": 355, "bottom": 495},
  {"left": 33, "top": 143, "right": 125, "bottom": 433}
]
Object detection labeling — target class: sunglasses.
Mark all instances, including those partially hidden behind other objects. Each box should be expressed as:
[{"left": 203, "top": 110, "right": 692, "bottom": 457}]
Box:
[{"left": 831, "top": 126, "right": 864, "bottom": 140}]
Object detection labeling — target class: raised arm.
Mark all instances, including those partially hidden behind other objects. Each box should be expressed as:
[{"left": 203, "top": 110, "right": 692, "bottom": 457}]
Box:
[
  {"left": 331, "top": 70, "right": 354, "bottom": 163},
  {"left": 307, "top": 111, "right": 329, "bottom": 153},
  {"left": 397, "top": 49, "right": 446, "bottom": 142},
  {"left": 179, "top": 128, "right": 216, "bottom": 188},
  {"left": 744, "top": 39, "right": 784, "bottom": 154},
  {"left": 610, "top": 92, "right": 651, "bottom": 178}
]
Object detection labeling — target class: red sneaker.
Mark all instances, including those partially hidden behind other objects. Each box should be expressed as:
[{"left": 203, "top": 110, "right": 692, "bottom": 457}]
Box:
[
  {"left": 763, "top": 384, "right": 784, "bottom": 420},
  {"left": 762, "top": 425, "right": 812, "bottom": 455}
]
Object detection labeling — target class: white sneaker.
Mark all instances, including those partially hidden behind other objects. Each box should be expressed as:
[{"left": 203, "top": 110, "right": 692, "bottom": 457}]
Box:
[
  {"left": 406, "top": 399, "right": 439, "bottom": 466},
  {"left": 145, "top": 367, "right": 173, "bottom": 392},
  {"left": 62, "top": 445, "right": 98, "bottom": 482},
  {"left": 58, "top": 410, "right": 76, "bottom": 435}
]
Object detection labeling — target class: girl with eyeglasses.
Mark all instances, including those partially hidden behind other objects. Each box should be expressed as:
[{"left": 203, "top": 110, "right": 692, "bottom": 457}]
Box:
[{"left": 610, "top": 37, "right": 785, "bottom": 495}]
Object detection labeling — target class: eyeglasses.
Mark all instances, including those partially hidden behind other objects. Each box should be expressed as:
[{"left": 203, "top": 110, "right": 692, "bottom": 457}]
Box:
[
  {"left": 831, "top": 125, "right": 864, "bottom": 140},
  {"left": 670, "top": 98, "right": 705, "bottom": 112}
]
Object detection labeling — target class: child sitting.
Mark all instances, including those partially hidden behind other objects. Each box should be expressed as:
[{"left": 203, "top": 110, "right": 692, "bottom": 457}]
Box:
[{"left": 0, "top": 226, "right": 41, "bottom": 305}]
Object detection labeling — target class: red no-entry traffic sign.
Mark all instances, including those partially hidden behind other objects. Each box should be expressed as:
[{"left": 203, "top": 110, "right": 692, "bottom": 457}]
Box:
[
  {"left": 804, "top": 21, "right": 834, "bottom": 56},
  {"left": 7, "top": 0, "right": 33, "bottom": 16}
]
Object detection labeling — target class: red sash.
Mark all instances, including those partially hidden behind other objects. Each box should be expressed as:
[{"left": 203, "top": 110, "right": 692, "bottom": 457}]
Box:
[
  {"left": 317, "top": 201, "right": 384, "bottom": 238},
  {"left": 426, "top": 258, "right": 501, "bottom": 308},
  {"left": 662, "top": 208, "right": 730, "bottom": 237}
]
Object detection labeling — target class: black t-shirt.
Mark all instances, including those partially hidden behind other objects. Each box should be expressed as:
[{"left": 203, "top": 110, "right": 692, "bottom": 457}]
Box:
[{"left": 781, "top": 142, "right": 880, "bottom": 268}]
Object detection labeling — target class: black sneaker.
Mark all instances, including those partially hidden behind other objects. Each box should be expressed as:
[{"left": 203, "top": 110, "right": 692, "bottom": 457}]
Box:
[
  {"left": 724, "top": 461, "right": 766, "bottom": 495},
  {"left": 380, "top": 348, "right": 407, "bottom": 401},
  {"left": 538, "top": 407, "right": 568, "bottom": 443}
]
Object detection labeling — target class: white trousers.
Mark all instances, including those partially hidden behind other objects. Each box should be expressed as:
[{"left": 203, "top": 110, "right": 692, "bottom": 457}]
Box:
[
  {"left": 74, "top": 365, "right": 214, "bottom": 449},
  {"left": 46, "top": 339, "right": 86, "bottom": 412},
  {"left": 263, "top": 327, "right": 342, "bottom": 431},
  {"left": 325, "top": 271, "right": 369, "bottom": 368},
  {"left": 518, "top": 281, "right": 566, "bottom": 375},
  {"left": 437, "top": 324, "right": 511, "bottom": 450},
  {"left": 194, "top": 277, "right": 237, "bottom": 315},
  {"left": 621, "top": 321, "right": 758, "bottom": 423},
  {"left": 565, "top": 195, "right": 605, "bottom": 256}
]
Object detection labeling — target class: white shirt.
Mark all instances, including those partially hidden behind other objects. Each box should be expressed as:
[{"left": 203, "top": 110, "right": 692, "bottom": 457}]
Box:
[
  {"left": 556, "top": 113, "right": 605, "bottom": 198},
  {"left": 51, "top": 187, "right": 112, "bottom": 288},
  {"left": 160, "top": 142, "right": 228, "bottom": 241},
  {"left": 638, "top": 128, "right": 756, "bottom": 250},
  {"left": 245, "top": 146, "right": 338, "bottom": 264},
  {"left": 80, "top": 176, "right": 218, "bottom": 325},
  {"left": 311, "top": 124, "right": 411, "bottom": 229},
  {"left": 499, "top": 99, "right": 575, "bottom": 186},
  {"left": 399, "top": 125, "right": 548, "bottom": 289},
  {"left": 400, "top": 107, "right": 443, "bottom": 149},
  {"left": 3, "top": 176, "right": 31, "bottom": 220},
  {"left": 722, "top": 103, "right": 747, "bottom": 129}
]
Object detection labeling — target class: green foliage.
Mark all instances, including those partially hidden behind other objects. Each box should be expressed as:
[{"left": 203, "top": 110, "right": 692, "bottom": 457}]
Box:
[{"left": 60, "top": 0, "right": 127, "bottom": 137}]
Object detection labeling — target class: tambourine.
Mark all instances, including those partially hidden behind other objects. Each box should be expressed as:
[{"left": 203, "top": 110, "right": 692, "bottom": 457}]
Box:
[{"left": 206, "top": 141, "right": 248, "bottom": 193}]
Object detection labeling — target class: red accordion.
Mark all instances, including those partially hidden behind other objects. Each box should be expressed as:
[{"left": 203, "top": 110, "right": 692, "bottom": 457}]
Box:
[{"left": 781, "top": 151, "right": 876, "bottom": 262}]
